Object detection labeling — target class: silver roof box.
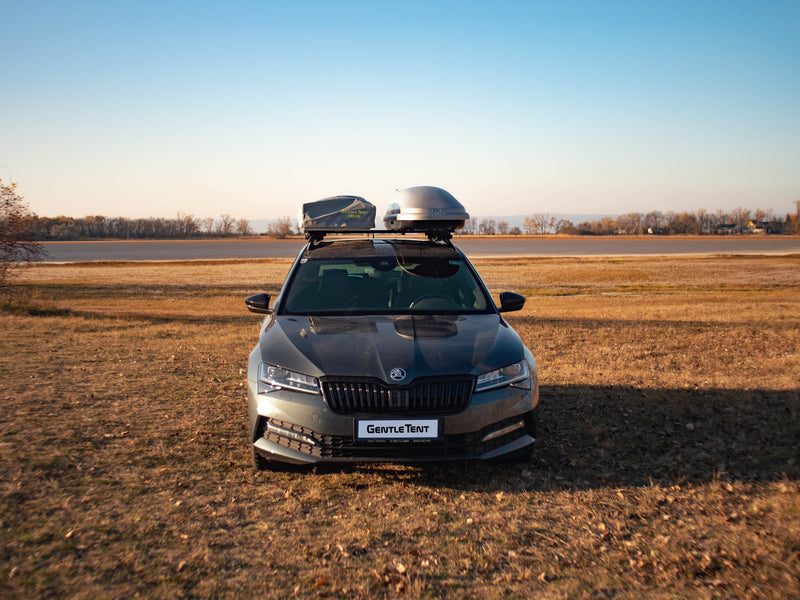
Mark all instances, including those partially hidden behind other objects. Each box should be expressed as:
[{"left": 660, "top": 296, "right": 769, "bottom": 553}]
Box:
[{"left": 382, "top": 186, "right": 469, "bottom": 233}]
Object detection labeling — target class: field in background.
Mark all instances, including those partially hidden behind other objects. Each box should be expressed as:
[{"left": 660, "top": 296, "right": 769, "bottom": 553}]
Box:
[{"left": 2, "top": 255, "right": 799, "bottom": 598}]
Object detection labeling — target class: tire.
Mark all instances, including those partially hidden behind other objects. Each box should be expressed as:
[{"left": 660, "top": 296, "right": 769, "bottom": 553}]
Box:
[{"left": 251, "top": 447, "right": 271, "bottom": 471}]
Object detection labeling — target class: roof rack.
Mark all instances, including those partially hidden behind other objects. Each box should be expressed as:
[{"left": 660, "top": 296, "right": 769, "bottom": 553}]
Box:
[{"left": 305, "top": 228, "right": 454, "bottom": 245}]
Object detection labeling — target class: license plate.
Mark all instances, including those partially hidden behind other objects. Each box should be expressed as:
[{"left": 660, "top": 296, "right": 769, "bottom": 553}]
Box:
[{"left": 357, "top": 419, "right": 439, "bottom": 440}]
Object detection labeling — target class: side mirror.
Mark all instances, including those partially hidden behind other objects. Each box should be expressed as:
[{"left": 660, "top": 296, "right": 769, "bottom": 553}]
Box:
[
  {"left": 498, "top": 292, "right": 525, "bottom": 313},
  {"left": 245, "top": 293, "right": 271, "bottom": 314}
]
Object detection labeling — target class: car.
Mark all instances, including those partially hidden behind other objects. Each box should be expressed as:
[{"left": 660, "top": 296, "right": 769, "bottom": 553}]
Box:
[{"left": 244, "top": 187, "right": 539, "bottom": 469}]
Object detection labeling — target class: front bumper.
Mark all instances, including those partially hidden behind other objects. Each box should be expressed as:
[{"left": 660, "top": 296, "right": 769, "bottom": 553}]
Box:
[{"left": 246, "top": 374, "right": 538, "bottom": 465}]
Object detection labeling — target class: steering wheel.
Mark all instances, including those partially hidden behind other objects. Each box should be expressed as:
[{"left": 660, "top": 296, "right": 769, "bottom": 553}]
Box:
[{"left": 409, "top": 294, "right": 460, "bottom": 310}]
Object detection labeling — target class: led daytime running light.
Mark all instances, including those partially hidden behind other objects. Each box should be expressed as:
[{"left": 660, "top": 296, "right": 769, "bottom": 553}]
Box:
[
  {"left": 475, "top": 360, "right": 529, "bottom": 392},
  {"left": 258, "top": 363, "right": 321, "bottom": 395}
]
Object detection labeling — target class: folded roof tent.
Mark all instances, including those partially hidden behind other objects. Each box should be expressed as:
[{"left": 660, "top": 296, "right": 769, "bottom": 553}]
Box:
[{"left": 300, "top": 195, "right": 376, "bottom": 232}]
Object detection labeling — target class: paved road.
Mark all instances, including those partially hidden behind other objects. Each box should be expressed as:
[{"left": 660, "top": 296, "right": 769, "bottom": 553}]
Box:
[
  {"left": 41, "top": 236, "right": 800, "bottom": 262},
  {"left": 41, "top": 239, "right": 306, "bottom": 262}
]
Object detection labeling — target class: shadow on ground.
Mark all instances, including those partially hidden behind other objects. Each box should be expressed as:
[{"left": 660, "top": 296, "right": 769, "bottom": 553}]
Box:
[{"left": 353, "top": 384, "right": 799, "bottom": 492}]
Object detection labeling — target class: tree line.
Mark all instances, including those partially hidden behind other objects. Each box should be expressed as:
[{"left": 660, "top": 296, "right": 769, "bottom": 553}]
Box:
[
  {"left": 15, "top": 205, "right": 800, "bottom": 241},
  {"left": 28, "top": 214, "right": 294, "bottom": 240},
  {"left": 461, "top": 206, "right": 800, "bottom": 236}
]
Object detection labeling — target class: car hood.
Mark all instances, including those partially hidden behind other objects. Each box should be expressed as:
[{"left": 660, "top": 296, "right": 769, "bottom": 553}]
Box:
[{"left": 258, "top": 314, "right": 524, "bottom": 383}]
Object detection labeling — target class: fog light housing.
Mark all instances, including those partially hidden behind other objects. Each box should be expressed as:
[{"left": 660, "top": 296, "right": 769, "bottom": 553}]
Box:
[
  {"left": 480, "top": 420, "right": 526, "bottom": 443},
  {"left": 265, "top": 421, "right": 318, "bottom": 446}
]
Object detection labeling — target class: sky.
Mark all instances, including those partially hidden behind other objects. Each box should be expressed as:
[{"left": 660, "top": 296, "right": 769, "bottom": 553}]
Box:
[{"left": 2, "top": 0, "right": 799, "bottom": 221}]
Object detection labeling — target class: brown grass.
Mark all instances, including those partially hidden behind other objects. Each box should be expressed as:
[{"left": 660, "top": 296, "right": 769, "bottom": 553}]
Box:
[{"left": 1, "top": 256, "right": 799, "bottom": 599}]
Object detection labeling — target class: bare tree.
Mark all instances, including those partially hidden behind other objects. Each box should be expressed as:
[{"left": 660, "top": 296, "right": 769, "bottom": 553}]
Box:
[
  {"left": 176, "top": 212, "right": 199, "bottom": 237},
  {"left": 267, "top": 216, "right": 294, "bottom": 239},
  {"left": 525, "top": 213, "right": 555, "bottom": 234},
  {"left": 461, "top": 219, "right": 476, "bottom": 235},
  {"left": 497, "top": 220, "right": 509, "bottom": 235},
  {"left": 1, "top": 182, "right": 45, "bottom": 291},
  {"left": 201, "top": 217, "right": 215, "bottom": 235},
  {"left": 752, "top": 208, "right": 770, "bottom": 224},
  {"left": 555, "top": 219, "right": 578, "bottom": 234},
  {"left": 616, "top": 212, "right": 644, "bottom": 235},
  {"left": 733, "top": 207, "right": 751, "bottom": 233},
  {"left": 216, "top": 214, "right": 235, "bottom": 236},
  {"left": 791, "top": 200, "right": 800, "bottom": 234},
  {"left": 696, "top": 209, "right": 710, "bottom": 235},
  {"left": 666, "top": 211, "right": 699, "bottom": 235},
  {"left": 236, "top": 218, "right": 252, "bottom": 236},
  {"left": 522, "top": 216, "right": 536, "bottom": 235},
  {"left": 478, "top": 218, "right": 496, "bottom": 235},
  {"left": 643, "top": 211, "right": 667, "bottom": 234},
  {"left": 593, "top": 217, "right": 616, "bottom": 235}
]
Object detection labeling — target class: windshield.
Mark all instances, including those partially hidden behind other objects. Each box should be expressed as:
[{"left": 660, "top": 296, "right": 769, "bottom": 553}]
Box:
[{"left": 281, "top": 244, "right": 491, "bottom": 316}]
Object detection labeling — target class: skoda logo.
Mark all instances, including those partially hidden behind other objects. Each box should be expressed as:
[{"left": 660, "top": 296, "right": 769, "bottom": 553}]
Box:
[{"left": 389, "top": 368, "right": 407, "bottom": 382}]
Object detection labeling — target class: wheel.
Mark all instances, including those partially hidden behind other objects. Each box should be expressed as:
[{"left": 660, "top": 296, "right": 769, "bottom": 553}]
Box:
[{"left": 251, "top": 447, "right": 271, "bottom": 471}]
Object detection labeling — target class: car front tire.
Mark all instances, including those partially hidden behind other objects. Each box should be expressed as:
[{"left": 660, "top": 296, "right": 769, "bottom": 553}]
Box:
[{"left": 251, "top": 447, "right": 271, "bottom": 471}]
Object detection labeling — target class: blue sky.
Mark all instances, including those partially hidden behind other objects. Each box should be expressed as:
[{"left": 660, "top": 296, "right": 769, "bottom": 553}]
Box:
[{"left": 2, "top": 0, "right": 799, "bottom": 220}]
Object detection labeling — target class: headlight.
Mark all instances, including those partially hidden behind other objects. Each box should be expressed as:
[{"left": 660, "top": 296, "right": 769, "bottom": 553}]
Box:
[
  {"left": 475, "top": 360, "right": 530, "bottom": 392},
  {"left": 258, "top": 363, "right": 321, "bottom": 395}
]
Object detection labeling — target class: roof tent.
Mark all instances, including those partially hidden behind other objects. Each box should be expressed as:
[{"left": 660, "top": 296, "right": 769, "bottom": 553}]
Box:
[{"left": 300, "top": 196, "right": 376, "bottom": 232}]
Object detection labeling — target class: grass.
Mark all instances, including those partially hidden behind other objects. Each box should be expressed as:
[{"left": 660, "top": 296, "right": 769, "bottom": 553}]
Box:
[{"left": 1, "top": 255, "right": 799, "bottom": 599}]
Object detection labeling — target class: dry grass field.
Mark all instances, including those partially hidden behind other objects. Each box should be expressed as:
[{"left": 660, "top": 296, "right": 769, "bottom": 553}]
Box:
[{"left": 1, "top": 254, "right": 798, "bottom": 599}]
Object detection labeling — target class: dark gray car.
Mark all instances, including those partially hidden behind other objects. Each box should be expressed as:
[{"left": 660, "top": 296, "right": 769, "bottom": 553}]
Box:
[{"left": 244, "top": 235, "right": 539, "bottom": 469}]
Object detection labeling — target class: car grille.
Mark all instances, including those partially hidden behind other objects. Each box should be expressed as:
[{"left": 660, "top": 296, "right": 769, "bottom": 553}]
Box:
[{"left": 321, "top": 376, "right": 474, "bottom": 415}]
